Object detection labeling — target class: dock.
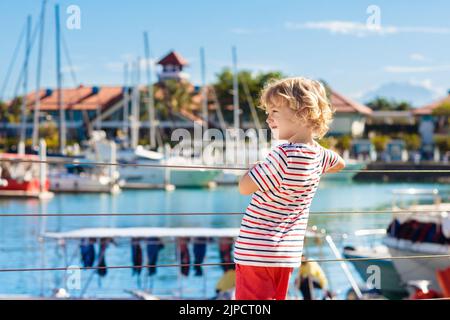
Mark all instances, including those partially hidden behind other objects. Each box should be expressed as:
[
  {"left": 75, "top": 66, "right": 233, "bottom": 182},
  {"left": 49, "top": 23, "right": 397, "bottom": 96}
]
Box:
[{"left": 354, "top": 162, "right": 450, "bottom": 183}]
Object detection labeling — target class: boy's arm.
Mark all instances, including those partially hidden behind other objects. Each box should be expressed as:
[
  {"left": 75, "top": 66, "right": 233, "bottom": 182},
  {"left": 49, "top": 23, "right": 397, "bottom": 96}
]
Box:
[
  {"left": 324, "top": 155, "right": 345, "bottom": 174},
  {"left": 238, "top": 166, "right": 259, "bottom": 195}
]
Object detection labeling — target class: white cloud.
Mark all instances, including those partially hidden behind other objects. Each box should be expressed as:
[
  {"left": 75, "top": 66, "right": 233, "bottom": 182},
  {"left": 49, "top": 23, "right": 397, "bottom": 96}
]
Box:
[
  {"left": 284, "top": 21, "right": 450, "bottom": 37},
  {"left": 384, "top": 65, "right": 450, "bottom": 73},
  {"left": 409, "top": 53, "right": 427, "bottom": 61}
]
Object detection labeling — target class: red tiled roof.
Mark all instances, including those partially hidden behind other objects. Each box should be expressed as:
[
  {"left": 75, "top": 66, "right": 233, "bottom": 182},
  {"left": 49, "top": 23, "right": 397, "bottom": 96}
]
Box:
[
  {"left": 37, "top": 86, "right": 93, "bottom": 110},
  {"left": 157, "top": 51, "right": 188, "bottom": 66},
  {"left": 24, "top": 89, "right": 49, "bottom": 106},
  {"left": 71, "top": 87, "right": 123, "bottom": 110},
  {"left": 330, "top": 90, "right": 372, "bottom": 115},
  {"left": 413, "top": 94, "right": 450, "bottom": 115},
  {"left": 23, "top": 86, "right": 123, "bottom": 111},
  {"left": 7, "top": 89, "right": 49, "bottom": 107}
]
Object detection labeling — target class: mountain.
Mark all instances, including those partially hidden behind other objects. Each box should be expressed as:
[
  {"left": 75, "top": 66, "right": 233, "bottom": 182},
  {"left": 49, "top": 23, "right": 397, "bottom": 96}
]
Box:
[{"left": 357, "top": 82, "right": 440, "bottom": 108}]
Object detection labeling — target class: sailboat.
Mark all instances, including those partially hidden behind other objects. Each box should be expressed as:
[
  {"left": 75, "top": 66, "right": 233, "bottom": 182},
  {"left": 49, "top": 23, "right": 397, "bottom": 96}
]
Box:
[
  {"left": 0, "top": 152, "right": 51, "bottom": 198},
  {"left": 88, "top": 36, "right": 220, "bottom": 189},
  {"left": 48, "top": 157, "right": 122, "bottom": 193},
  {"left": 343, "top": 188, "right": 450, "bottom": 299},
  {"left": 115, "top": 144, "right": 219, "bottom": 189},
  {"left": 212, "top": 46, "right": 271, "bottom": 185}
]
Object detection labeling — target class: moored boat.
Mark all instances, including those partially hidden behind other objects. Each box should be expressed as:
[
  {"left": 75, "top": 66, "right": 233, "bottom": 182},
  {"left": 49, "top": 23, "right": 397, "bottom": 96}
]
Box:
[
  {"left": 49, "top": 159, "right": 122, "bottom": 193},
  {"left": 0, "top": 153, "right": 52, "bottom": 199},
  {"left": 343, "top": 188, "right": 450, "bottom": 298}
]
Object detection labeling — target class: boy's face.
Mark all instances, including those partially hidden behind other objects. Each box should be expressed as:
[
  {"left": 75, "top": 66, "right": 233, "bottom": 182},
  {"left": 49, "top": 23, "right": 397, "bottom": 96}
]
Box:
[{"left": 265, "top": 104, "right": 301, "bottom": 140}]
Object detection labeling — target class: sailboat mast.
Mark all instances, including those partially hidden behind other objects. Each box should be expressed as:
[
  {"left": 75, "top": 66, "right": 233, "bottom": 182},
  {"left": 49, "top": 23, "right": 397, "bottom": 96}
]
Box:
[
  {"left": 143, "top": 31, "right": 156, "bottom": 149},
  {"left": 19, "top": 15, "right": 32, "bottom": 154},
  {"left": 32, "top": 0, "right": 47, "bottom": 148},
  {"left": 200, "top": 47, "right": 208, "bottom": 131},
  {"left": 123, "top": 62, "right": 129, "bottom": 144},
  {"left": 232, "top": 46, "right": 239, "bottom": 132},
  {"left": 131, "top": 58, "right": 140, "bottom": 149},
  {"left": 55, "top": 4, "right": 66, "bottom": 154}
]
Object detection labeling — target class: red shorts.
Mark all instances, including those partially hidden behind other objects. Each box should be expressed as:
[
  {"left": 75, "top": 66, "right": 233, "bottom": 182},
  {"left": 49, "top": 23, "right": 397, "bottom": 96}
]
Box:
[{"left": 235, "top": 264, "right": 293, "bottom": 300}]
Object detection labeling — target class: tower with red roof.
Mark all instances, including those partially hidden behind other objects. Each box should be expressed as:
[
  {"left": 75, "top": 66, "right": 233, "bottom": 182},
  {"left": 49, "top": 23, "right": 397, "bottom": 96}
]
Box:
[{"left": 157, "top": 51, "right": 189, "bottom": 81}]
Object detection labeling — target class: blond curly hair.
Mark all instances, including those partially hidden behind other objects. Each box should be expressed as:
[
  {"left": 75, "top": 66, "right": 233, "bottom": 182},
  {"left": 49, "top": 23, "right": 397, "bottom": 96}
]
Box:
[{"left": 259, "top": 77, "right": 335, "bottom": 139}]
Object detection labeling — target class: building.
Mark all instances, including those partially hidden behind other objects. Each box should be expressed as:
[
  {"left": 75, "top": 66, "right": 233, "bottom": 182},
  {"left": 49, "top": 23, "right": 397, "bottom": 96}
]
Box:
[
  {"left": 328, "top": 90, "right": 372, "bottom": 137},
  {"left": 413, "top": 91, "right": 450, "bottom": 159},
  {"left": 6, "top": 85, "right": 124, "bottom": 141},
  {"left": 157, "top": 51, "right": 189, "bottom": 82}
]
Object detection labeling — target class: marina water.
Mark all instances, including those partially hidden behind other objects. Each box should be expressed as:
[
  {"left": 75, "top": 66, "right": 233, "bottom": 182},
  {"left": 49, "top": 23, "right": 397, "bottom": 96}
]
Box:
[{"left": 0, "top": 180, "right": 449, "bottom": 299}]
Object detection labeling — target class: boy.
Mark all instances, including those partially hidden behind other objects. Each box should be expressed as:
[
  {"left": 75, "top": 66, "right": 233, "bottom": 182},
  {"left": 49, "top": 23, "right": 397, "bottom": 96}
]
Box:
[{"left": 235, "top": 77, "right": 345, "bottom": 300}]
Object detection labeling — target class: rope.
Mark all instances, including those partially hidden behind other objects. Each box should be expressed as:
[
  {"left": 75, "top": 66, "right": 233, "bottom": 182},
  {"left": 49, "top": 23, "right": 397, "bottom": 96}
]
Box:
[
  {"left": 1, "top": 254, "right": 449, "bottom": 273},
  {"left": 1, "top": 158, "right": 449, "bottom": 173},
  {"left": 0, "top": 209, "right": 446, "bottom": 218}
]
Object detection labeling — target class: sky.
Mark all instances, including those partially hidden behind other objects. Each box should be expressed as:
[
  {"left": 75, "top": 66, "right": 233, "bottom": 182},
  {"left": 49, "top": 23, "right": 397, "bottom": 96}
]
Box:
[{"left": 1, "top": 0, "right": 450, "bottom": 105}]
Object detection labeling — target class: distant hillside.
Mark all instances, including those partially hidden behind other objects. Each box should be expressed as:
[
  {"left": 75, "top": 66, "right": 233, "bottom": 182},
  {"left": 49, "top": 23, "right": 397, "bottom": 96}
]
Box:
[{"left": 358, "top": 82, "right": 440, "bottom": 108}]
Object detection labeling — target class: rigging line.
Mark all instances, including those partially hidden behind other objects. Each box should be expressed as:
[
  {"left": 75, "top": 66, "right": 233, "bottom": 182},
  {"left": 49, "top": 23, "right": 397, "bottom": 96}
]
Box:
[
  {"left": 1, "top": 157, "right": 450, "bottom": 173},
  {"left": 11, "top": 12, "right": 45, "bottom": 103},
  {"left": 1, "top": 254, "right": 450, "bottom": 273},
  {"left": 61, "top": 31, "right": 78, "bottom": 86},
  {"left": 242, "top": 79, "right": 262, "bottom": 131},
  {"left": 32, "top": 0, "right": 48, "bottom": 147},
  {"left": 0, "top": 208, "right": 448, "bottom": 217},
  {"left": 0, "top": 21, "right": 27, "bottom": 101}
]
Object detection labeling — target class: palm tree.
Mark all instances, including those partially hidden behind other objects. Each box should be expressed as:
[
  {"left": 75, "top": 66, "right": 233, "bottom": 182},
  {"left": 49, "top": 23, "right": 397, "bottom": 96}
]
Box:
[{"left": 156, "top": 79, "right": 194, "bottom": 126}]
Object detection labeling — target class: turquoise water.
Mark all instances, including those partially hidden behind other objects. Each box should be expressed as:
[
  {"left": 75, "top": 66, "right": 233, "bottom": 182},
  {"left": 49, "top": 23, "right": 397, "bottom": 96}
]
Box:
[{"left": 0, "top": 180, "right": 449, "bottom": 299}]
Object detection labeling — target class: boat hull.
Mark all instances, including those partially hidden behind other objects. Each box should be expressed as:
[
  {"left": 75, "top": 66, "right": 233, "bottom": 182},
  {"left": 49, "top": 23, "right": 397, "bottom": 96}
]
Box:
[
  {"left": 119, "top": 167, "right": 220, "bottom": 188},
  {"left": 383, "top": 237, "right": 450, "bottom": 293},
  {"left": 49, "top": 174, "right": 119, "bottom": 193},
  {"left": 343, "top": 246, "right": 409, "bottom": 299},
  {"left": 0, "top": 178, "right": 50, "bottom": 198}
]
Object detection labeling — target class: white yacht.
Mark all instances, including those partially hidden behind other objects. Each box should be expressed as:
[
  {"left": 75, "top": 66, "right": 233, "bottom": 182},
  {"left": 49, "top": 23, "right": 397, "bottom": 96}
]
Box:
[
  {"left": 117, "top": 146, "right": 220, "bottom": 189},
  {"left": 49, "top": 160, "right": 122, "bottom": 193},
  {"left": 343, "top": 188, "right": 450, "bottom": 298}
]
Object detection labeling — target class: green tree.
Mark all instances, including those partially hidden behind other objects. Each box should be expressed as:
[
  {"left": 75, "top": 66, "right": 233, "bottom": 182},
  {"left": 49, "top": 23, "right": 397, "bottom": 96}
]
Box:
[
  {"left": 156, "top": 80, "right": 193, "bottom": 122},
  {"left": 432, "top": 102, "right": 450, "bottom": 134},
  {"left": 39, "top": 121, "right": 59, "bottom": 151},
  {"left": 366, "top": 97, "right": 413, "bottom": 111},
  {"left": 0, "top": 97, "right": 23, "bottom": 123},
  {"left": 432, "top": 101, "right": 450, "bottom": 116},
  {"left": 317, "top": 136, "right": 337, "bottom": 149},
  {"left": 371, "top": 135, "right": 391, "bottom": 153},
  {"left": 402, "top": 133, "right": 421, "bottom": 151},
  {"left": 336, "top": 135, "right": 352, "bottom": 151},
  {"left": 433, "top": 135, "right": 450, "bottom": 153},
  {"left": 0, "top": 100, "right": 8, "bottom": 122},
  {"left": 213, "top": 68, "right": 284, "bottom": 125},
  {"left": 397, "top": 101, "right": 412, "bottom": 111}
]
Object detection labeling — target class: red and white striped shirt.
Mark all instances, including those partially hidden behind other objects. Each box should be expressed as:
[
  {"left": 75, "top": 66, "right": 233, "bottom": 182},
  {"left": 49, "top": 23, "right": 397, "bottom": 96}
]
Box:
[{"left": 234, "top": 142, "right": 340, "bottom": 267}]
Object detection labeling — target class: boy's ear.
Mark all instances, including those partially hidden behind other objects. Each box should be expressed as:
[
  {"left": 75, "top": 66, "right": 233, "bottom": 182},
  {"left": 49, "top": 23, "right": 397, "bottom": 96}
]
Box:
[{"left": 293, "top": 109, "right": 305, "bottom": 121}]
